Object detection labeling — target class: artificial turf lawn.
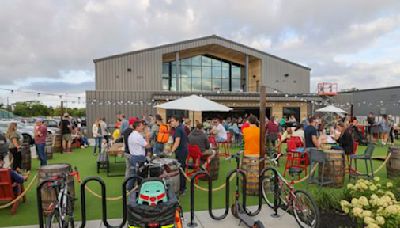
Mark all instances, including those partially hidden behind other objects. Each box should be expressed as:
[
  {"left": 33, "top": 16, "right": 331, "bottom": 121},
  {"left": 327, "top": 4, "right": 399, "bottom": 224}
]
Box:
[{"left": 0, "top": 141, "right": 399, "bottom": 227}]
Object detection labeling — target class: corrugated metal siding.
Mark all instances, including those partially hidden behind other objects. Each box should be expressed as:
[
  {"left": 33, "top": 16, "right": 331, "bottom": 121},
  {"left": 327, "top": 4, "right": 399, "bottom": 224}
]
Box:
[
  {"left": 263, "top": 56, "right": 310, "bottom": 93},
  {"left": 86, "top": 90, "right": 157, "bottom": 136},
  {"left": 334, "top": 88, "right": 400, "bottom": 116},
  {"left": 95, "top": 51, "right": 162, "bottom": 91}
]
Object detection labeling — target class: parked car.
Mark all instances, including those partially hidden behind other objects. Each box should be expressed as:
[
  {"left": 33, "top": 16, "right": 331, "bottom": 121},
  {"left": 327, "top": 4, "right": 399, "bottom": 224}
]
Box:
[
  {"left": 42, "top": 119, "right": 60, "bottom": 134},
  {"left": 0, "top": 120, "right": 35, "bottom": 145}
]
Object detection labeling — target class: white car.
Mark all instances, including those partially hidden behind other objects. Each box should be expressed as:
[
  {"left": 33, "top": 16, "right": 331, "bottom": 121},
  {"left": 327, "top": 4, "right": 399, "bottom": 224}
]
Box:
[{"left": 0, "top": 120, "right": 35, "bottom": 145}]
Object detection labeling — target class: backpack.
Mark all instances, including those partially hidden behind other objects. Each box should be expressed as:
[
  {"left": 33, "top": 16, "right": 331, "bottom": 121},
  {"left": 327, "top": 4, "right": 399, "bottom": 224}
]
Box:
[{"left": 156, "top": 124, "right": 169, "bottom": 144}]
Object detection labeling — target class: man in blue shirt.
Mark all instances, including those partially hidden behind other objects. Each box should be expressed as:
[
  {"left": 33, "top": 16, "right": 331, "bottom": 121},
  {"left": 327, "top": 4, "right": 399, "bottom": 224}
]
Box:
[
  {"left": 304, "top": 116, "right": 320, "bottom": 148},
  {"left": 119, "top": 113, "right": 129, "bottom": 134},
  {"left": 169, "top": 115, "right": 188, "bottom": 194}
]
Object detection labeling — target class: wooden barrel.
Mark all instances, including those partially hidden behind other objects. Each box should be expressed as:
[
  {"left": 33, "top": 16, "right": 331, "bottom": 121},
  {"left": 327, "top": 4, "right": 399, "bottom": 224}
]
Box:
[
  {"left": 38, "top": 164, "right": 74, "bottom": 213},
  {"left": 52, "top": 134, "right": 62, "bottom": 153},
  {"left": 320, "top": 150, "right": 345, "bottom": 188},
  {"left": 45, "top": 135, "right": 53, "bottom": 159},
  {"left": 20, "top": 143, "right": 31, "bottom": 170},
  {"left": 199, "top": 151, "right": 220, "bottom": 181},
  {"left": 387, "top": 146, "right": 400, "bottom": 179},
  {"left": 241, "top": 155, "right": 268, "bottom": 196}
]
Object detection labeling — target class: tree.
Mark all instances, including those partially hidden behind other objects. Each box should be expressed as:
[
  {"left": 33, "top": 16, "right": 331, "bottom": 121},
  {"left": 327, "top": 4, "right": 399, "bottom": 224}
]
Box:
[{"left": 11, "top": 101, "right": 85, "bottom": 117}]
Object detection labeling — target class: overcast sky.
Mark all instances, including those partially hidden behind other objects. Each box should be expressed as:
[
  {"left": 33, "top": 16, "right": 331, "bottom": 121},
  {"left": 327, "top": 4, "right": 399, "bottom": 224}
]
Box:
[{"left": 1, "top": 0, "right": 400, "bottom": 107}]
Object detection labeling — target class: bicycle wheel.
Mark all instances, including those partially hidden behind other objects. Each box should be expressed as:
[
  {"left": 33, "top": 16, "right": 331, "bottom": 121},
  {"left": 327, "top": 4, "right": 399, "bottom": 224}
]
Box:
[
  {"left": 261, "top": 176, "right": 277, "bottom": 208},
  {"left": 292, "top": 190, "right": 319, "bottom": 228},
  {"left": 261, "top": 176, "right": 289, "bottom": 210},
  {"left": 45, "top": 212, "right": 61, "bottom": 228},
  {"left": 63, "top": 196, "right": 75, "bottom": 228}
]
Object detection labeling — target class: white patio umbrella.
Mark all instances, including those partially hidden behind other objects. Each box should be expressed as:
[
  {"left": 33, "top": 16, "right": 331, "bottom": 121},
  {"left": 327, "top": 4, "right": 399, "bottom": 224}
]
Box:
[
  {"left": 154, "top": 95, "right": 232, "bottom": 127},
  {"left": 154, "top": 94, "right": 232, "bottom": 112},
  {"left": 316, "top": 105, "right": 346, "bottom": 113}
]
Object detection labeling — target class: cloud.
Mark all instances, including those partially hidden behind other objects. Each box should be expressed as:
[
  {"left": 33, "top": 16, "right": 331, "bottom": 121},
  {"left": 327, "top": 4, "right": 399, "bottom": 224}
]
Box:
[
  {"left": 0, "top": 0, "right": 400, "bottom": 104},
  {"left": 21, "top": 81, "right": 94, "bottom": 94}
]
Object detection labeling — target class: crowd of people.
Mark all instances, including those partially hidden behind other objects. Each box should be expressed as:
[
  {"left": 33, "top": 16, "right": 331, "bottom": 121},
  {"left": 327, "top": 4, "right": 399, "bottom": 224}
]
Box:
[{"left": 90, "top": 110, "right": 399, "bottom": 195}]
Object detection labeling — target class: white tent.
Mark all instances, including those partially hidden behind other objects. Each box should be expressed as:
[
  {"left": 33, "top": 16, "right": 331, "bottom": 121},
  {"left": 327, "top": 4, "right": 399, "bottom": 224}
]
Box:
[
  {"left": 154, "top": 94, "right": 232, "bottom": 112},
  {"left": 316, "top": 105, "right": 346, "bottom": 113}
]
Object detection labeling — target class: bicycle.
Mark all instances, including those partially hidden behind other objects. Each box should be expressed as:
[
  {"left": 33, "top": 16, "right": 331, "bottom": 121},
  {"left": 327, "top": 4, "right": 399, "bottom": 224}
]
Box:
[
  {"left": 229, "top": 151, "right": 264, "bottom": 228},
  {"left": 44, "top": 168, "right": 80, "bottom": 228},
  {"left": 261, "top": 171, "right": 319, "bottom": 228}
]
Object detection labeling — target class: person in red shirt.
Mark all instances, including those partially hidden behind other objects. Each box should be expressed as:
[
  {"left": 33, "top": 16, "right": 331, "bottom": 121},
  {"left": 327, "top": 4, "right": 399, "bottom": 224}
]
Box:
[
  {"left": 35, "top": 118, "right": 48, "bottom": 166},
  {"left": 241, "top": 118, "right": 250, "bottom": 133}
]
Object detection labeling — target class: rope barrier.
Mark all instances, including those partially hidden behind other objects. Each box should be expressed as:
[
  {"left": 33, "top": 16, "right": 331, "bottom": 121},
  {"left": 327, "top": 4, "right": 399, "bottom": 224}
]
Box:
[
  {"left": 0, "top": 173, "right": 37, "bottom": 209},
  {"left": 373, "top": 153, "right": 391, "bottom": 174},
  {"left": 291, "top": 163, "right": 319, "bottom": 185},
  {"left": 351, "top": 153, "right": 392, "bottom": 175},
  {"left": 180, "top": 167, "right": 236, "bottom": 192},
  {"left": 84, "top": 185, "right": 137, "bottom": 201}
]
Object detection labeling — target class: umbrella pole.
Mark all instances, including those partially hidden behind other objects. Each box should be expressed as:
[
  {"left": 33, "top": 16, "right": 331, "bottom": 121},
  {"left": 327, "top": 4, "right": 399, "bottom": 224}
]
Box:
[{"left": 192, "top": 111, "right": 195, "bottom": 129}]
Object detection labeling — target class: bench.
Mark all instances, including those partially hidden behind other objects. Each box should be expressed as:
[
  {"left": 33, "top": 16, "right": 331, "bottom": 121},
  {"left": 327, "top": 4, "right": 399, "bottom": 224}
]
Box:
[{"left": 96, "top": 153, "right": 109, "bottom": 173}]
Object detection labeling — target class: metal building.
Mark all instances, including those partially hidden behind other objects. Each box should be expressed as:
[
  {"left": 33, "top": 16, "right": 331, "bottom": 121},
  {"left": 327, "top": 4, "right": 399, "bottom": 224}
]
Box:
[
  {"left": 333, "top": 86, "right": 400, "bottom": 123},
  {"left": 86, "top": 35, "right": 316, "bottom": 133}
]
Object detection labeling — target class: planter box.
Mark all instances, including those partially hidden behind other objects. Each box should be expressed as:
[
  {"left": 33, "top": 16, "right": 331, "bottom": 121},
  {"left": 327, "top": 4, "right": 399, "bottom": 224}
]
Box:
[{"left": 320, "top": 210, "right": 357, "bottom": 228}]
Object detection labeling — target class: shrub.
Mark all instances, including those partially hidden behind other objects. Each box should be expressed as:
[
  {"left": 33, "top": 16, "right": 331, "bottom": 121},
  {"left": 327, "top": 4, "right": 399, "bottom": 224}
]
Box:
[{"left": 340, "top": 177, "right": 400, "bottom": 228}]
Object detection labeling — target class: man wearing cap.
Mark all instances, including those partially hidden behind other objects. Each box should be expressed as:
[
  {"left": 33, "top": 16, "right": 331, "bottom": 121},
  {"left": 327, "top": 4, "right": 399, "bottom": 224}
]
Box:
[
  {"left": 122, "top": 117, "right": 137, "bottom": 177},
  {"left": 60, "top": 113, "right": 72, "bottom": 153},
  {"left": 35, "top": 118, "right": 47, "bottom": 166}
]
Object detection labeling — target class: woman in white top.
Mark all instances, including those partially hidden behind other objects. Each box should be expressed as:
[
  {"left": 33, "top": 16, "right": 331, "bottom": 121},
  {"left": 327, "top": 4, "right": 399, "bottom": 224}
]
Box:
[
  {"left": 212, "top": 118, "right": 227, "bottom": 142},
  {"left": 92, "top": 119, "right": 103, "bottom": 155}
]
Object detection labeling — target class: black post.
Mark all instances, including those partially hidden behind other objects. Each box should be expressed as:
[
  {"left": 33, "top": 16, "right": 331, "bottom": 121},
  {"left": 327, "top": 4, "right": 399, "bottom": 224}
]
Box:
[
  {"left": 188, "top": 170, "right": 210, "bottom": 227},
  {"left": 37, "top": 180, "right": 54, "bottom": 228},
  {"left": 80, "top": 176, "right": 141, "bottom": 228},
  {"left": 260, "top": 167, "right": 280, "bottom": 217}
]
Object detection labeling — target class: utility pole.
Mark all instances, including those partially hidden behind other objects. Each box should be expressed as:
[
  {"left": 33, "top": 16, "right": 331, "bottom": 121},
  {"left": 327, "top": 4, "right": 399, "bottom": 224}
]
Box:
[
  {"left": 259, "top": 85, "right": 266, "bottom": 171},
  {"left": 60, "top": 100, "right": 64, "bottom": 120}
]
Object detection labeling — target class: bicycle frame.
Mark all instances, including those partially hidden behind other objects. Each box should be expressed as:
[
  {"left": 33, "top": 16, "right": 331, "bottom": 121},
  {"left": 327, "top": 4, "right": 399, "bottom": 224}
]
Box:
[{"left": 277, "top": 174, "right": 296, "bottom": 209}]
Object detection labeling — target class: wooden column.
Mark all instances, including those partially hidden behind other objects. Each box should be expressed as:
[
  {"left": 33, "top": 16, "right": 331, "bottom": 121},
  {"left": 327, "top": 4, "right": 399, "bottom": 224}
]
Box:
[
  {"left": 245, "top": 55, "right": 249, "bottom": 92},
  {"left": 259, "top": 86, "right": 266, "bottom": 171}
]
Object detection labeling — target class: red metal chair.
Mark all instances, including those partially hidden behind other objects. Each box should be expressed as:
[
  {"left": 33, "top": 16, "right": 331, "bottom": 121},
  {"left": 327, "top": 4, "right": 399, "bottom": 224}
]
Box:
[
  {"left": 218, "top": 132, "right": 232, "bottom": 158},
  {"left": 0, "top": 169, "right": 25, "bottom": 214},
  {"left": 186, "top": 144, "right": 203, "bottom": 184},
  {"left": 283, "top": 138, "right": 308, "bottom": 178},
  {"left": 208, "top": 136, "right": 218, "bottom": 149}
]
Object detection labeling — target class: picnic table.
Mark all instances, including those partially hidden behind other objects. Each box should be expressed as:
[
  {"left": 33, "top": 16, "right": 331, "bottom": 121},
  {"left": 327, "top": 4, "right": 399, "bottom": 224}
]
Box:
[{"left": 106, "top": 143, "right": 125, "bottom": 177}]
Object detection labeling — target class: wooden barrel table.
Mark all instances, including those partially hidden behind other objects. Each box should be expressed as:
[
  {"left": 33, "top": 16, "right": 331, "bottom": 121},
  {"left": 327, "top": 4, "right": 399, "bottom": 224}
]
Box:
[
  {"left": 241, "top": 155, "right": 269, "bottom": 196},
  {"left": 20, "top": 143, "right": 31, "bottom": 170},
  {"left": 199, "top": 150, "right": 220, "bottom": 181},
  {"left": 52, "top": 134, "right": 62, "bottom": 153},
  {"left": 387, "top": 146, "right": 400, "bottom": 179},
  {"left": 45, "top": 135, "right": 53, "bottom": 159},
  {"left": 320, "top": 150, "right": 345, "bottom": 188},
  {"left": 38, "top": 164, "right": 75, "bottom": 213}
]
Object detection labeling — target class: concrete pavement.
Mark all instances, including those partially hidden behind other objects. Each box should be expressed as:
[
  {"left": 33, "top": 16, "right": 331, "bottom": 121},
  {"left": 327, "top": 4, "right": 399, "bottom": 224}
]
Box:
[{"left": 5, "top": 206, "right": 299, "bottom": 228}]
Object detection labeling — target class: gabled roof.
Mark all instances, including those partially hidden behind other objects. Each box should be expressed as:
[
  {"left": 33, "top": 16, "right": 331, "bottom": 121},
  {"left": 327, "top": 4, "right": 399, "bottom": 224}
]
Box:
[{"left": 93, "top": 34, "right": 311, "bottom": 70}]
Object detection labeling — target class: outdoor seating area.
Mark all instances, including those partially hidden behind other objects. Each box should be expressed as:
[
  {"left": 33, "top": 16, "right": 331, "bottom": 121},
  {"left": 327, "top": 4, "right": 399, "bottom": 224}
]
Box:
[{"left": 0, "top": 134, "right": 398, "bottom": 227}]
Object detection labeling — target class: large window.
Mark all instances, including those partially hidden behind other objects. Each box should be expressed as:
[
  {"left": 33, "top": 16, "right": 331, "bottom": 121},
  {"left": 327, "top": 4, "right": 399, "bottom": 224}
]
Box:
[{"left": 162, "top": 55, "right": 243, "bottom": 92}]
